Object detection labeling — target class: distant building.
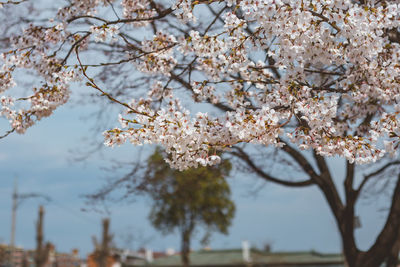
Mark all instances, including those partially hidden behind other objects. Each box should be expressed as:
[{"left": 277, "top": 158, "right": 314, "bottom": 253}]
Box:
[
  {"left": 140, "top": 249, "right": 345, "bottom": 267},
  {"left": 53, "top": 248, "right": 81, "bottom": 267},
  {"left": 86, "top": 248, "right": 173, "bottom": 267},
  {"left": 87, "top": 249, "right": 145, "bottom": 267},
  {"left": 0, "top": 244, "right": 82, "bottom": 267},
  {"left": 0, "top": 244, "right": 28, "bottom": 267},
  {"left": 87, "top": 253, "right": 117, "bottom": 267}
]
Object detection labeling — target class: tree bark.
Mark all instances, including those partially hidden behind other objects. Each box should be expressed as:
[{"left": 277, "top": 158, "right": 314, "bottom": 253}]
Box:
[
  {"left": 232, "top": 142, "right": 400, "bottom": 267},
  {"left": 386, "top": 234, "right": 400, "bottom": 267},
  {"left": 357, "top": 174, "right": 400, "bottom": 267},
  {"left": 335, "top": 174, "right": 400, "bottom": 267},
  {"left": 309, "top": 154, "right": 400, "bottom": 267},
  {"left": 339, "top": 162, "right": 358, "bottom": 267}
]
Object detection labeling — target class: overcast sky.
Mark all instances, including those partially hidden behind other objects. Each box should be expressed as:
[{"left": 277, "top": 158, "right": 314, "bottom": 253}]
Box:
[{"left": 0, "top": 86, "right": 391, "bottom": 258}]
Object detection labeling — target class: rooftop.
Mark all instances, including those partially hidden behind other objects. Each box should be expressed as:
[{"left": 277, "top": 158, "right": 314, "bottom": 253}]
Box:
[{"left": 142, "top": 249, "right": 344, "bottom": 267}]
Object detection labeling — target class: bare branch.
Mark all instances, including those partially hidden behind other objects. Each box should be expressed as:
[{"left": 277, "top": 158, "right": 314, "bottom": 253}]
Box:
[
  {"left": 357, "top": 160, "right": 400, "bottom": 195},
  {"left": 344, "top": 161, "right": 356, "bottom": 203},
  {"left": 75, "top": 47, "right": 152, "bottom": 117},
  {"left": 0, "top": 128, "right": 15, "bottom": 139},
  {"left": 87, "top": 160, "right": 143, "bottom": 202},
  {"left": 280, "top": 140, "right": 320, "bottom": 180},
  {"left": 312, "top": 151, "right": 344, "bottom": 221},
  {"left": 67, "top": 8, "right": 173, "bottom": 25},
  {"left": 0, "top": 0, "right": 27, "bottom": 5},
  {"left": 229, "top": 146, "right": 314, "bottom": 187},
  {"left": 364, "top": 174, "right": 400, "bottom": 266}
]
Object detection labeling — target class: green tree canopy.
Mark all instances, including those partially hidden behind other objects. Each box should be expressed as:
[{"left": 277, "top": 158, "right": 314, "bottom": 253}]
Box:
[{"left": 143, "top": 148, "right": 235, "bottom": 266}]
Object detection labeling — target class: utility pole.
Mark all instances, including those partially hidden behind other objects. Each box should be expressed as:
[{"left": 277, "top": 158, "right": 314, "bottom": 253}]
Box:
[
  {"left": 10, "top": 178, "right": 17, "bottom": 246},
  {"left": 35, "top": 206, "right": 50, "bottom": 267},
  {"left": 9, "top": 178, "right": 18, "bottom": 266},
  {"left": 9, "top": 177, "right": 51, "bottom": 265},
  {"left": 100, "top": 218, "right": 112, "bottom": 267},
  {"left": 93, "top": 218, "right": 113, "bottom": 267}
]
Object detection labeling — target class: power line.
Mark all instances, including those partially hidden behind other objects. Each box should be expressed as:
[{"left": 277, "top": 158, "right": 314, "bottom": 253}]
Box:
[{"left": 46, "top": 198, "right": 98, "bottom": 225}]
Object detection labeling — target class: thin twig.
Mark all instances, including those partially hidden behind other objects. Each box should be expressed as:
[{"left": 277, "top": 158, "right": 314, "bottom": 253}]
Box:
[
  {"left": 75, "top": 46, "right": 150, "bottom": 117},
  {"left": 0, "top": 0, "right": 27, "bottom": 5},
  {"left": 0, "top": 128, "right": 15, "bottom": 139}
]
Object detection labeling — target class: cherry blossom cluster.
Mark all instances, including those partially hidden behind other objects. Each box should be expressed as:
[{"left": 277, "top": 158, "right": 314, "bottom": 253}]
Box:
[
  {"left": 172, "top": 0, "right": 196, "bottom": 22},
  {"left": 0, "top": 21, "right": 79, "bottom": 133},
  {"left": 1, "top": 0, "right": 400, "bottom": 169},
  {"left": 90, "top": 25, "right": 119, "bottom": 42},
  {"left": 57, "top": 0, "right": 115, "bottom": 20},
  {"left": 104, "top": 93, "right": 228, "bottom": 170},
  {"left": 121, "top": 0, "right": 157, "bottom": 27},
  {"left": 0, "top": 49, "right": 79, "bottom": 133},
  {"left": 134, "top": 31, "right": 178, "bottom": 76},
  {"left": 105, "top": 0, "right": 400, "bottom": 168}
]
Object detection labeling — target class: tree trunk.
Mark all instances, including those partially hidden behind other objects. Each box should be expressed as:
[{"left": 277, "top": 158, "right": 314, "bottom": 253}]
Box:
[
  {"left": 312, "top": 157, "right": 400, "bottom": 267},
  {"left": 386, "top": 235, "right": 400, "bottom": 267},
  {"left": 244, "top": 143, "right": 400, "bottom": 267},
  {"left": 181, "top": 230, "right": 191, "bottom": 267},
  {"left": 342, "top": 174, "right": 400, "bottom": 267}
]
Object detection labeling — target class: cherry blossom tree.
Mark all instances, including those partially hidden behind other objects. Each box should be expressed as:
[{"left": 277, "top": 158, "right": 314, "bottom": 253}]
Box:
[{"left": 1, "top": 0, "right": 400, "bottom": 266}]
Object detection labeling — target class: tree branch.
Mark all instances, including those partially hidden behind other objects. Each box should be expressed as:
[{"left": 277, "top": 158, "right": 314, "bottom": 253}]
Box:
[
  {"left": 280, "top": 140, "right": 320, "bottom": 180},
  {"left": 229, "top": 146, "right": 314, "bottom": 187},
  {"left": 357, "top": 160, "right": 400, "bottom": 195},
  {"left": 312, "top": 151, "right": 344, "bottom": 220},
  {"left": 341, "top": 161, "right": 358, "bottom": 265},
  {"left": 0, "top": 128, "right": 15, "bottom": 139},
  {"left": 67, "top": 8, "right": 173, "bottom": 25},
  {"left": 169, "top": 71, "right": 234, "bottom": 112},
  {"left": 344, "top": 161, "right": 355, "bottom": 204},
  {"left": 0, "top": 0, "right": 27, "bottom": 5},
  {"left": 363, "top": 174, "right": 400, "bottom": 266}
]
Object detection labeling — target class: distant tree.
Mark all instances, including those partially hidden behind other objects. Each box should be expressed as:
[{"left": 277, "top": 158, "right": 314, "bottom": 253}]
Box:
[{"left": 143, "top": 148, "right": 235, "bottom": 267}]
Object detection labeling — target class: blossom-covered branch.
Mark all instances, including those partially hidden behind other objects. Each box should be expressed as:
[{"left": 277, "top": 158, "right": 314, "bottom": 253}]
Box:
[{"left": 0, "top": 0, "right": 400, "bottom": 169}]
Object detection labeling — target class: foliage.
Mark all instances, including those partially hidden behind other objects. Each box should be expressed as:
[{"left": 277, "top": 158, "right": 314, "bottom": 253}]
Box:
[{"left": 144, "top": 148, "right": 235, "bottom": 254}]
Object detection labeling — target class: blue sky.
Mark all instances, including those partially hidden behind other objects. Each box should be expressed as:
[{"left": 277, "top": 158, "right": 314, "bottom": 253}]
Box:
[{"left": 0, "top": 93, "right": 390, "bottom": 258}]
